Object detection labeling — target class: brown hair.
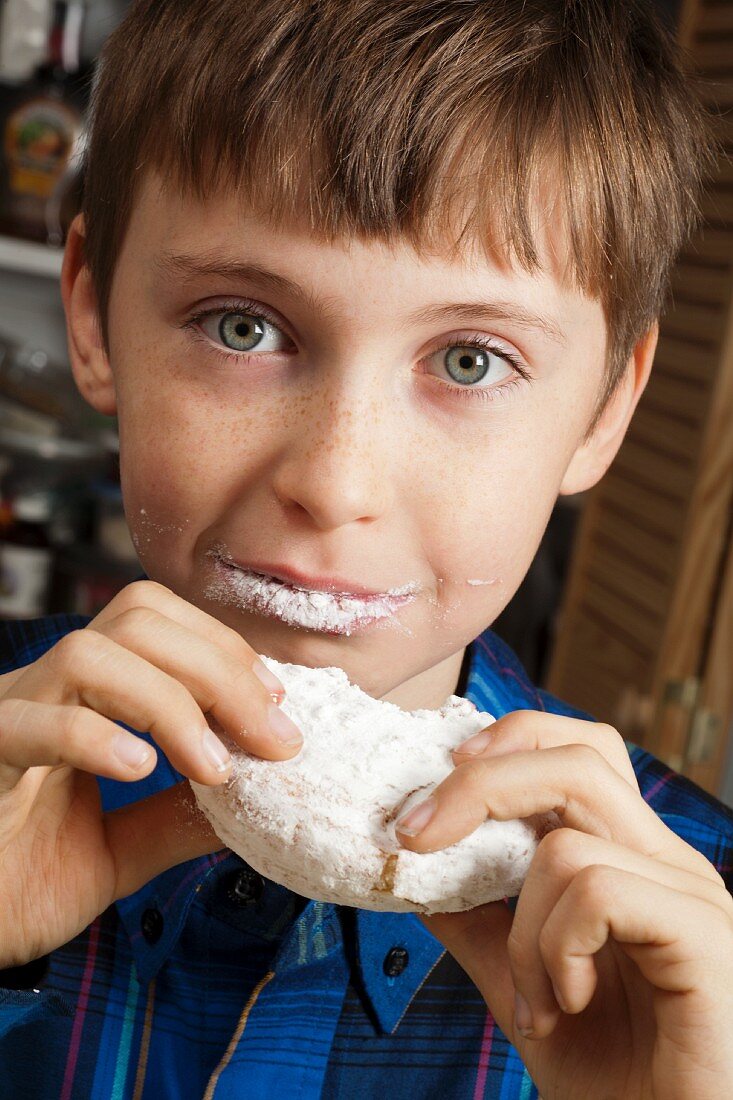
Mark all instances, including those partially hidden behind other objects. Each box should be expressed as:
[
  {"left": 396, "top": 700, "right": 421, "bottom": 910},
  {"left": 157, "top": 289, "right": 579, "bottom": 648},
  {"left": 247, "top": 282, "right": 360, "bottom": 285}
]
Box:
[{"left": 81, "top": 0, "right": 717, "bottom": 430}]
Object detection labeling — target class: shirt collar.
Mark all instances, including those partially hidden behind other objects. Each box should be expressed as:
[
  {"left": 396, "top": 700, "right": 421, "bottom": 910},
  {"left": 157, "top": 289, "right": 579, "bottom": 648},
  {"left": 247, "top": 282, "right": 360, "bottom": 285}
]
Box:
[
  {"left": 352, "top": 909, "right": 447, "bottom": 1033},
  {"left": 98, "top": 628, "right": 527, "bottom": 1013}
]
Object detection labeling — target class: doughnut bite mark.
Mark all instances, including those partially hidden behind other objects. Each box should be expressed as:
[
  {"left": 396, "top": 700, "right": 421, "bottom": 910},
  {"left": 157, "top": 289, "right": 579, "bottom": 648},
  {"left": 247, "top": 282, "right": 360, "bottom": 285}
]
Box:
[{"left": 190, "top": 658, "right": 558, "bottom": 913}]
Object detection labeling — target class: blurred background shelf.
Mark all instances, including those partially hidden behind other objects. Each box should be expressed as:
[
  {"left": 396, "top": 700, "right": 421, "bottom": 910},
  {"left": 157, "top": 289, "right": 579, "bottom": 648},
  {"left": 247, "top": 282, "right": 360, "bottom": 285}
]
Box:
[{"left": 0, "top": 236, "right": 63, "bottom": 279}]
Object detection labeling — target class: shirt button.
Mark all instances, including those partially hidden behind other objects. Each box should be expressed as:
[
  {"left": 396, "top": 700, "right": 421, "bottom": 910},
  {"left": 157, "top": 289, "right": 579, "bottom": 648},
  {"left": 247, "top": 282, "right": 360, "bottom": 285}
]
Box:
[
  {"left": 226, "top": 866, "right": 264, "bottom": 906},
  {"left": 383, "top": 947, "right": 410, "bottom": 977},
  {"left": 141, "top": 907, "right": 164, "bottom": 944}
]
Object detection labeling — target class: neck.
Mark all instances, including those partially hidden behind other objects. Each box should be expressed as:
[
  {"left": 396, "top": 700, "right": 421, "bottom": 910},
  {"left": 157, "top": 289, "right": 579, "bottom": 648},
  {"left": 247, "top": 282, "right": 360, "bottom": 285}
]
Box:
[{"left": 380, "top": 646, "right": 468, "bottom": 711}]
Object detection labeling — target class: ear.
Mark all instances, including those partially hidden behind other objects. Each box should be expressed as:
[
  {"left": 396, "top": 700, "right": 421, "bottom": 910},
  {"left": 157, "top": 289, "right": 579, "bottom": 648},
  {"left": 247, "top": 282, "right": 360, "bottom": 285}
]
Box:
[
  {"left": 559, "top": 322, "right": 659, "bottom": 496},
  {"left": 60, "top": 213, "right": 117, "bottom": 416}
]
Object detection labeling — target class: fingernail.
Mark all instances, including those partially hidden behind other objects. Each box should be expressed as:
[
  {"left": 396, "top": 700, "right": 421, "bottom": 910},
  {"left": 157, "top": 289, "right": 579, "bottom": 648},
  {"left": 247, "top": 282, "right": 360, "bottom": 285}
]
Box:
[
  {"left": 267, "top": 702, "right": 303, "bottom": 746},
  {"left": 514, "top": 991, "right": 534, "bottom": 1037},
  {"left": 202, "top": 727, "right": 232, "bottom": 773},
  {"left": 252, "top": 658, "right": 286, "bottom": 699},
  {"left": 113, "top": 732, "right": 152, "bottom": 771},
  {"left": 454, "top": 727, "right": 493, "bottom": 755},
  {"left": 395, "top": 795, "right": 437, "bottom": 836}
]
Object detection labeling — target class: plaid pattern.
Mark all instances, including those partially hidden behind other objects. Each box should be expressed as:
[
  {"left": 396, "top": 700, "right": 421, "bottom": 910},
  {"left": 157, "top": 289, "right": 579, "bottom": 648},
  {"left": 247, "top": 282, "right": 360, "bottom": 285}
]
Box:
[{"left": 0, "top": 613, "right": 731, "bottom": 1099}]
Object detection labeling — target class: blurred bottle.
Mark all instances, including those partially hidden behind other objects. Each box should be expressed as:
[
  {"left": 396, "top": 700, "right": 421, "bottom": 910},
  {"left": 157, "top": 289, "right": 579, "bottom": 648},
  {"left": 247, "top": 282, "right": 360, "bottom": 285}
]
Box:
[
  {"left": 0, "top": 1, "right": 54, "bottom": 85},
  {"left": 0, "top": 0, "right": 90, "bottom": 244},
  {"left": 0, "top": 488, "right": 54, "bottom": 617}
]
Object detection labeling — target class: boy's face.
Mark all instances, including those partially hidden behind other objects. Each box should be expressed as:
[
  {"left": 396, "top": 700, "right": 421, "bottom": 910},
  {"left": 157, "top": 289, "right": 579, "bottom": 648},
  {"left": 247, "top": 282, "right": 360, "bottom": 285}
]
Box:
[{"left": 67, "top": 173, "right": 651, "bottom": 707}]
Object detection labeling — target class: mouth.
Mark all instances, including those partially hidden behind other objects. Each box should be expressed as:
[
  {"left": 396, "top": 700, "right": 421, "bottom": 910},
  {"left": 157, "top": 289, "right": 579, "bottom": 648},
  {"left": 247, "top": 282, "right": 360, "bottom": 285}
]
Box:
[{"left": 204, "top": 552, "right": 419, "bottom": 635}]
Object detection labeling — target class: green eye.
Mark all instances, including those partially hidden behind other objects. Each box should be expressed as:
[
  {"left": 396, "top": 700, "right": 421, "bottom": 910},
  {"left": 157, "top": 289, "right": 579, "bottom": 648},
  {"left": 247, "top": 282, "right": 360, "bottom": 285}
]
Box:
[
  {"left": 219, "top": 314, "right": 266, "bottom": 352},
  {"left": 444, "top": 346, "right": 491, "bottom": 385}
]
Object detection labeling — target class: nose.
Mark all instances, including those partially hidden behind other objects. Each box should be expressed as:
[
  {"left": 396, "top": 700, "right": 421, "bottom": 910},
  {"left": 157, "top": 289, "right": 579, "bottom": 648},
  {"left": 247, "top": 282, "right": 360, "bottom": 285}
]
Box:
[{"left": 271, "top": 382, "right": 395, "bottom": 531}]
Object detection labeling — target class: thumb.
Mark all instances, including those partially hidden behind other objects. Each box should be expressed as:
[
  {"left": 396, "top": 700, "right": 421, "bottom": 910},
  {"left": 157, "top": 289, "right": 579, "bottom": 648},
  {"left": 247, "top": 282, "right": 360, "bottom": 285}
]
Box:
[
  {"left": 421, "top": 901, "right": 518, "bottom": 1037},
  {"left": 103, "top": 781, "right": 227, "bottom": 899}
]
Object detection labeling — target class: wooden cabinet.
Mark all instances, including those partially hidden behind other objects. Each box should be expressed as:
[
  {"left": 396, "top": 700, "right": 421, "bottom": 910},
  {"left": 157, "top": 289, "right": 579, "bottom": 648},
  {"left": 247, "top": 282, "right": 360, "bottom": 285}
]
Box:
[{"left": 547, "top": 0, "right": 733, "bottom": 799}]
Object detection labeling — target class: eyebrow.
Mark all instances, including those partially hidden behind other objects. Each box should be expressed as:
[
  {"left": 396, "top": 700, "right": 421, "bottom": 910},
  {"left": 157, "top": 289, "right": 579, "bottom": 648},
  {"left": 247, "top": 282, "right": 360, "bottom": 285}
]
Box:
[
  {"left": 156, "top": 250, "right": 567, "bottom": 346},
  {"left": 406, "top": 301, "right": 567, "bottom": 346}
]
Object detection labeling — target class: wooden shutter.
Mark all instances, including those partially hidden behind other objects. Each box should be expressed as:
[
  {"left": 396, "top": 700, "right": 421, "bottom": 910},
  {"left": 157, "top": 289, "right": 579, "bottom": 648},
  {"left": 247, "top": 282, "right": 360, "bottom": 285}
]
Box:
[{"left": 547, "top": 0, "right": 733, "bottom": 796}]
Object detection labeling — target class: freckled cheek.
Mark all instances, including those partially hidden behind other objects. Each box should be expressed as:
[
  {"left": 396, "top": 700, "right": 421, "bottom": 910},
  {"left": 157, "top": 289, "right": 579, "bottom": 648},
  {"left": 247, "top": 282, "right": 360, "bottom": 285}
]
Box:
[
  {"left": 120, "top": 417, "right": 203, "bottom": 507},
  {"left": 117, "top": 388, "right": 257, "bottom": 569},
  {"left": 423, "top": 449, "right": 560, "bottom": 617}
]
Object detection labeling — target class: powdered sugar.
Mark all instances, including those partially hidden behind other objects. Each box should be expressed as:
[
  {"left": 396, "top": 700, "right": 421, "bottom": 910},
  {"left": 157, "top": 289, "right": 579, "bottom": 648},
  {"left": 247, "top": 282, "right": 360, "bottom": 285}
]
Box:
[
  {"left": 204, "top": 546, "right": 420, "bottom": 636},
  {"left": 191, "top": 656, "right": 557, "bottom": 913}
]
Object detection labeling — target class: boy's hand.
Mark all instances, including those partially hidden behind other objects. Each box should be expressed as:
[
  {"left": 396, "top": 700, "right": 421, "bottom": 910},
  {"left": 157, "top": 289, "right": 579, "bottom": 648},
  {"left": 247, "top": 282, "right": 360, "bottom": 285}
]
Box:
[
  {"left": 396, "top": 712, "right": 733, "bottom": 1099},
  {"left": 0, "top": 580, "right": 303, "bottom": 970}
]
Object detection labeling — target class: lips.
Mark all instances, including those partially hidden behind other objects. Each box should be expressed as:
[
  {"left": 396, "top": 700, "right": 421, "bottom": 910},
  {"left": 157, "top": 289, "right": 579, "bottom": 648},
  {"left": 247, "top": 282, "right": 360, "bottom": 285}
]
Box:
[
  {"left": 204, "top": 546, "right": 420, "bottom": 636},
  {"left": 229, "top": 558, "right": 404, "bottom": 599}
]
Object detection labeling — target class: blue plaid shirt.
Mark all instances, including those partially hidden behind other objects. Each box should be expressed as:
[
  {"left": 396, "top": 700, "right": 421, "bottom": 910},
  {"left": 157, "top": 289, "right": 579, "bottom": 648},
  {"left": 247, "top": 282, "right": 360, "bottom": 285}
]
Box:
[{"left": 1, "top": 613, "right": 732, "bottom": 1099}]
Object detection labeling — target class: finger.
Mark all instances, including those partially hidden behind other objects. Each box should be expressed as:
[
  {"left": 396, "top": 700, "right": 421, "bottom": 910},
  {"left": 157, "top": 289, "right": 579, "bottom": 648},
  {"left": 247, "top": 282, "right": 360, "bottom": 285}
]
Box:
[
  {"left": 0, "top": 666, "right": 31, "bottom": 694},
  {"left": 8, "top": 629, "right": 254, "bottom": 786},
  {"left": 452, "top": 711, "right": 638, "bottom": 790},
  {"left": 507, "top": 827, "right": 732, "bottom": 1038},
  {"left": 104, "top": 781, "right": 227, "bottom": 900},
  {"left": 395, "top": 744, "right": 715, "bottom": 880},
  {"left": 0, "top": 697, "right": 157, "bottom": 792},
  {"left": 90, "top": 579, "right": 286, "bottom": 700},
  {"left": 94, "top": 606, "right": 302, "bottom": 758},
  {"left": 540, "top": 866, "right": 733, "bottom": 1022}
]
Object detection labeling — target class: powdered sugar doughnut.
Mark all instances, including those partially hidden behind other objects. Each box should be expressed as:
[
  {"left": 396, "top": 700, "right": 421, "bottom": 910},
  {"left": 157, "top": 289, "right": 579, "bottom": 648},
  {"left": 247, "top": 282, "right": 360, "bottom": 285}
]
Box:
[{"left": 190, "top": 656, "right": 558, "bottom": 914}]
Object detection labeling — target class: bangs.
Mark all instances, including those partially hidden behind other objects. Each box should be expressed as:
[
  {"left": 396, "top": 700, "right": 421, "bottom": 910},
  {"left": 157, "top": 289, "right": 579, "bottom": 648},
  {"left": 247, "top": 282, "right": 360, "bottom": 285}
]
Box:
[
  {"left": 143, "top": 3, "right": 617, "bottom": 292},
  {"left": 156, "top": 87, "right": 575, "bottom": 283}
]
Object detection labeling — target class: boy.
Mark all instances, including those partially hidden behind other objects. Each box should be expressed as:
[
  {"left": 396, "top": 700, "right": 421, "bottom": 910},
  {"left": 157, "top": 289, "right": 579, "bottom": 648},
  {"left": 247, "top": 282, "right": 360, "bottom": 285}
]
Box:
[{"left": 1, "top": 0, "right": 731, "bottom": 1096}]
